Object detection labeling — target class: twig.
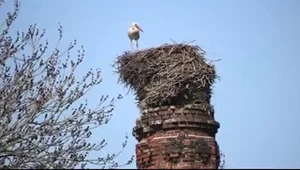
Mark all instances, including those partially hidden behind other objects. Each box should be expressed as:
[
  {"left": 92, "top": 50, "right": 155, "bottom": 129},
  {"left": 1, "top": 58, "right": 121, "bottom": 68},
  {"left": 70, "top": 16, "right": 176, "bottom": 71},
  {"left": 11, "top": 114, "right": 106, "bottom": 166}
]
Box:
[{"left": 113, "top": 43, "right": 218, "bottom": 109}]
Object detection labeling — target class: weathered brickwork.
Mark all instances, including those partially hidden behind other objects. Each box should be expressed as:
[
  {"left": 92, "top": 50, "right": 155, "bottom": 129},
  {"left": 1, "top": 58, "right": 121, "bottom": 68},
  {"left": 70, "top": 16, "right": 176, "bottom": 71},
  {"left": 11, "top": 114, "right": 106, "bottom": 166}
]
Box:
[{"left": 133, "top": 104, "right": 220, "bottom": 169}]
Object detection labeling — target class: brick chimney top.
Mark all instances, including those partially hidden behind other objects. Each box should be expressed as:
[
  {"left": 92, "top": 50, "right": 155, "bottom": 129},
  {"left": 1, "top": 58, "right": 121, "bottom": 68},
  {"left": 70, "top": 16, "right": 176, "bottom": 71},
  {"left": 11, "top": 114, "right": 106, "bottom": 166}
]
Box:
[{"left": 115, "top": 43, "right": 221, "bottom": 169}]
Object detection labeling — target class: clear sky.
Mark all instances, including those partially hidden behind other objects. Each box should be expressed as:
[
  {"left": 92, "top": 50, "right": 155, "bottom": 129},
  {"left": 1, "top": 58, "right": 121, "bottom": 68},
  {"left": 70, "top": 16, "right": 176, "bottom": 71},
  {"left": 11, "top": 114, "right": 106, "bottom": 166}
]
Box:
[{"left": 1, "top": 0, "right": 300, "bottom": 169}]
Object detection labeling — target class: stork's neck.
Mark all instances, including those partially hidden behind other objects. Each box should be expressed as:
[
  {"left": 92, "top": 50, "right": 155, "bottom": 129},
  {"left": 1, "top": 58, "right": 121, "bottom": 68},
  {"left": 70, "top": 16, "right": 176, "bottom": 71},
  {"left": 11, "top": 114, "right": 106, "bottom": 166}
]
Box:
[{"left": 130, "top": 26, "right": 139, "bottom": 31}]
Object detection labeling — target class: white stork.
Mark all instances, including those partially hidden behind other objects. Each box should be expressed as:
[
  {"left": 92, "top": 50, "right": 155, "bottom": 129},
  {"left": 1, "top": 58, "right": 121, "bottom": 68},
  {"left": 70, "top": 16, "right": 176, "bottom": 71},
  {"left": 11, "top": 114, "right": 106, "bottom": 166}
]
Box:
[{"left": 128, "top": 22, "right": 143, "bottom": 50}]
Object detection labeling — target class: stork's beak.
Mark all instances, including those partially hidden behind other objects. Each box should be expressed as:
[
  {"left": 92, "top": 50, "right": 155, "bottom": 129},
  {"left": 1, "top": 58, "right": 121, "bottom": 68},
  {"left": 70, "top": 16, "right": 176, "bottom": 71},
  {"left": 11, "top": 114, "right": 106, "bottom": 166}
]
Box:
[{"left": 135, "top": 24, "right": 143, "bottom": 32}]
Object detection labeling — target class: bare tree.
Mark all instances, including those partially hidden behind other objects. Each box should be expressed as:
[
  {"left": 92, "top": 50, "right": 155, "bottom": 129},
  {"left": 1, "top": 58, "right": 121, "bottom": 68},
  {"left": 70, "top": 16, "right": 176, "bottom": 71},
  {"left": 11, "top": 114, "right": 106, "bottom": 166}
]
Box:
[
  {"left": 0, "top": 0, "right": 133, "bottom": 169},
  {"left": 219, "top": 151, "right": 226, "bottom": 169}
]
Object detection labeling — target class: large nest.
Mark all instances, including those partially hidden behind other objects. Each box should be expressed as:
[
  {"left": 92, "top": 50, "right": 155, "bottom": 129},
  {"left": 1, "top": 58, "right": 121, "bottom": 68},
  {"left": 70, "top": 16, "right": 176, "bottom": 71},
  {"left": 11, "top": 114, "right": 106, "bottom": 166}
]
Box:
[{"left": 114, "top": 43, "right": 218, "bottom": 109}]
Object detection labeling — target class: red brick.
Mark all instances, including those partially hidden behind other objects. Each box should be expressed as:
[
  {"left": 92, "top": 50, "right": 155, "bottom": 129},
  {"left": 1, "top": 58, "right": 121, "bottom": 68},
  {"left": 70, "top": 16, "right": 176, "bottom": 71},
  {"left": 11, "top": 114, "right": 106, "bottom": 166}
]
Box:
[
  {"left": 134, "top": 105, "right": 220, "bottom": 169},
  {"left": 169, "top": 153, "right": 179, "bottom": 157},
  {"left": 182, "top": 156, "right": 194, "bottom": 162}
]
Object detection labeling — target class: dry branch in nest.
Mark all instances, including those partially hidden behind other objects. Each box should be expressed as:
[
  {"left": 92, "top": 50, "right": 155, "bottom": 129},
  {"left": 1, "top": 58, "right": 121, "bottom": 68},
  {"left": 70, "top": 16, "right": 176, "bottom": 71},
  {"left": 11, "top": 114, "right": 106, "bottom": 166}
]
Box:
[{"left": 114, "top": 43, "right": 218, "bottom": 109}]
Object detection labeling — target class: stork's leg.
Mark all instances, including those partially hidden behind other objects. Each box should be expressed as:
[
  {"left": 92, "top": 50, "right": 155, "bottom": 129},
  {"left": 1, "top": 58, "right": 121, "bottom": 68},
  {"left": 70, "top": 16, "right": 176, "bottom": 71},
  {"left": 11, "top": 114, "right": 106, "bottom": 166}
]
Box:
[
  {"left": 130, "top": 40, "right": 133, "bottom": 50},
  {"left": 136, "top": 40, "right": 139, "bottom": 49}
]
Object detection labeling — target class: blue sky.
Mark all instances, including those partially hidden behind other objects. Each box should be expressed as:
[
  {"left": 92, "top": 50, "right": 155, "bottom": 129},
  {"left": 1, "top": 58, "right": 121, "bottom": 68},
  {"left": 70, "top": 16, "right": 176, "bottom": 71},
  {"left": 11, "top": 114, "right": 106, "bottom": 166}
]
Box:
[{"left": 1, "top": 0, "right": 300, "bottom": 168}]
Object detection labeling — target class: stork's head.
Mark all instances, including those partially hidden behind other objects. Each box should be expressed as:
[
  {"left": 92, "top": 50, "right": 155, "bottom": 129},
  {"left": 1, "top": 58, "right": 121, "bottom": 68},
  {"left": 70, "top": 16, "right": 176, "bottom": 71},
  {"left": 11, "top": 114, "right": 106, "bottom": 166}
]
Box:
[{"left": 131, "top": 22, "right": 143, "bottom": 32}]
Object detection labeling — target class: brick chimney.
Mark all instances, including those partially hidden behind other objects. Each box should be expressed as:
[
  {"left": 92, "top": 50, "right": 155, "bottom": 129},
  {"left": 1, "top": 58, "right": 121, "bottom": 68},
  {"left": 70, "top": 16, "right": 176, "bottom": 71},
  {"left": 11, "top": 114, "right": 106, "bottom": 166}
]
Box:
[
  {"left": 133, "top": 104, "right": 220, "bottom": 169},
  {"left": 115, "top": 43, "right": 221, "bottom": 169}
]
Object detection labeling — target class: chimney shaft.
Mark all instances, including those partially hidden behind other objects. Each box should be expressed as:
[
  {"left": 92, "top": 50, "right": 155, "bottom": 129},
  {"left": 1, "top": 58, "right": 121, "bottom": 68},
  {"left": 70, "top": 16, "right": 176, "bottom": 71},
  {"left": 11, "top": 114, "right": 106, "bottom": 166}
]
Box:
[{"left": 133, "top": 105, "right": 220, "bottom": 169}]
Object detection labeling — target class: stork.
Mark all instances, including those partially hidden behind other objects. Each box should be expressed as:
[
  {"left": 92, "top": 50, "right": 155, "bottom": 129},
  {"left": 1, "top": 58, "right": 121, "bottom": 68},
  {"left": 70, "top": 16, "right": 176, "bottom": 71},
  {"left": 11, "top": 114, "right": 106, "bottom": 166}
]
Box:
[{"left": 128, "top": 22, "right": 143, "bottom": 50}]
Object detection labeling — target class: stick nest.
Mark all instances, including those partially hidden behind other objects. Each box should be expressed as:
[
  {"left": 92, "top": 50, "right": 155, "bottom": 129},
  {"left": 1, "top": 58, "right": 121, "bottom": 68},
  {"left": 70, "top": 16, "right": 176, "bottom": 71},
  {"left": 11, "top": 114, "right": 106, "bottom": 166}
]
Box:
[{"left": 114, "top": 43, "right": 218, "bottom": 109}]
